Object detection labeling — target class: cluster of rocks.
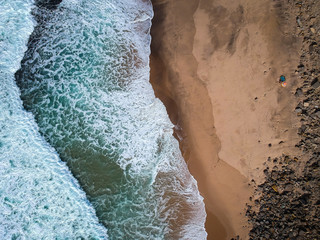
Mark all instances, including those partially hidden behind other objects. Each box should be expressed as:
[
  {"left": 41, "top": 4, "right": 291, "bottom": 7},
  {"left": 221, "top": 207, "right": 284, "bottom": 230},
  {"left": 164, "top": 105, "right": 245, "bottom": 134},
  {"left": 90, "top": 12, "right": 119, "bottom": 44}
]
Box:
[
  {"left": 247, "top": 155, "right": 319, "bottom": 239},
  {"left": 247, "top": 0, "right": 320, "bottom": 239},
  {"left": 294, "top": 0, "right": 320, "bottom": 153}
]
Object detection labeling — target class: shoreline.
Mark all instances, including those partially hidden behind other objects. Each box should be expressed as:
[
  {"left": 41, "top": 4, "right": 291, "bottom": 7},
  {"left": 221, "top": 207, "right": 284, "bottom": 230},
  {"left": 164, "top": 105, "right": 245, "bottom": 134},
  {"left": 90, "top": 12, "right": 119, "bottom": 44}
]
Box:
[{"left": 149, "top": 0, "right": 302, "bottom": 239}]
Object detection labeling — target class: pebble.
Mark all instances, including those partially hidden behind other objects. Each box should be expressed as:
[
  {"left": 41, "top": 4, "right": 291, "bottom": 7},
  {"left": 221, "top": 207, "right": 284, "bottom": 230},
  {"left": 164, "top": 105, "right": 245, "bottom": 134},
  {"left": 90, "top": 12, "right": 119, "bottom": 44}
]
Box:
[
  {"left": 314, "top": 111, "right": 320, "bottom": 118},
  {"left": 295, "top": 88, "right": 303, "bottom": 97},
  {"left": 311, "top": 78, "right": 320, "bottom": 88},
  {"left": 310, "top": 27, "right": 316, "bottom": 33}
]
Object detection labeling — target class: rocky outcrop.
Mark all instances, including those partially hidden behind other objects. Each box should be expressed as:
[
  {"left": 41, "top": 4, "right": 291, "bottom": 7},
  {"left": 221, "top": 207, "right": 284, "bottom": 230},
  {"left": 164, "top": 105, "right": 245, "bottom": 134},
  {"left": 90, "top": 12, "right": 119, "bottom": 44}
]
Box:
[{"left": 247, "top": 0, "right": 320, "bottom": 239}]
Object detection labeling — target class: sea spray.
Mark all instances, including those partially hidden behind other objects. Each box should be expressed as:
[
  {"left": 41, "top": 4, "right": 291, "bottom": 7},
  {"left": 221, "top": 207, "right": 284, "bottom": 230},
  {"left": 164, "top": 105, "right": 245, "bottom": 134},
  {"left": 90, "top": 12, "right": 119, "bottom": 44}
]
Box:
[
  {"left": 16, "top": 0, "right": 207, "bottom": 239},
  {"left": 0, "top": 0, "right": 108, "bottom": 238}
]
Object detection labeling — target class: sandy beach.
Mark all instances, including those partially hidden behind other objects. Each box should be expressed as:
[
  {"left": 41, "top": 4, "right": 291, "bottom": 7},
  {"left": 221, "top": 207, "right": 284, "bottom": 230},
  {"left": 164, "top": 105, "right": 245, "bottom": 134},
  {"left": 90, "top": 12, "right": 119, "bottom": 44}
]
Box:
[{"left": 150, "top": 0, "right": 304, "bottom": 239}]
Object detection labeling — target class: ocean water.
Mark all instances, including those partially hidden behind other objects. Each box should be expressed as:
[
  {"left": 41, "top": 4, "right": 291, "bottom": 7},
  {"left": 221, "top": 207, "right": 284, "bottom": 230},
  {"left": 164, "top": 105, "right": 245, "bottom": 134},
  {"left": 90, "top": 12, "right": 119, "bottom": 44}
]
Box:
[
  {"left": 13, "top": 0, "right": 207, "bottom": 239},
  {"left": 0, "top": 0, "right": 108, "bottom": 239}
]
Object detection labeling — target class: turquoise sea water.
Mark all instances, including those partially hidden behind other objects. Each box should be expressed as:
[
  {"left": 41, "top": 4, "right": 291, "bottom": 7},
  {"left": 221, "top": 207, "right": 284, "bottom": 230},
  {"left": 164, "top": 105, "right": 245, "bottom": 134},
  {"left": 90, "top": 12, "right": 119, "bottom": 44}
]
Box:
[
  {"left": 2, "top": 0, "right": 207, "bottom": 239},
  {"left": 0, "top": 0, "right": 108, "bottom": 238}
]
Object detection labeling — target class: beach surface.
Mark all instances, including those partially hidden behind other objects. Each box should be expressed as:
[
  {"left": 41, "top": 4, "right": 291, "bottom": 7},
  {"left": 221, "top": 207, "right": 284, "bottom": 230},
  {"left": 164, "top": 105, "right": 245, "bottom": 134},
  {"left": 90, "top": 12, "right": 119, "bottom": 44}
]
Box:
[{"left": 150, "top": 0, "right": 302, "bottom": 239}]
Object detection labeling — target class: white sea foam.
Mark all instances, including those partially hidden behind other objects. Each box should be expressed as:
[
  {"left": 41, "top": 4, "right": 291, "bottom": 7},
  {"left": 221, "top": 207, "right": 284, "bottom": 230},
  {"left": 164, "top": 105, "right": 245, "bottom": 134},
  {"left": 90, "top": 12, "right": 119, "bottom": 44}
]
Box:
[
  {"left": 15, "top": 0, "right": 207, "bottom": 239},
  {"left": 0, "top": 0, "right": 108, "bottom": 238}
]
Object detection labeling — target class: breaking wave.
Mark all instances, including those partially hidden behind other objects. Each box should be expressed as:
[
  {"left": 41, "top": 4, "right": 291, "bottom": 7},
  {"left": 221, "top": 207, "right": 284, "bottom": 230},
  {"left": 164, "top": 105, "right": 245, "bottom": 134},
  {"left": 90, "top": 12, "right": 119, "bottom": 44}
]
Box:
[
  {"left": 0, "top": 0, "right": 108, "bottom": 238},
  {"left": 12, "top": 0, "right": 207, "bottom": 239}
]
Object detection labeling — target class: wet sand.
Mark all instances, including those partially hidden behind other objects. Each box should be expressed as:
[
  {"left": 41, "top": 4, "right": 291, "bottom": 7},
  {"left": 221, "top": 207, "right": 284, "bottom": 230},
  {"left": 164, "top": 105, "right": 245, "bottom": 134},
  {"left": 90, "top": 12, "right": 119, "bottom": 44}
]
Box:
[{"left": 150, "top": 0, "right": 301, "bottom": 239}]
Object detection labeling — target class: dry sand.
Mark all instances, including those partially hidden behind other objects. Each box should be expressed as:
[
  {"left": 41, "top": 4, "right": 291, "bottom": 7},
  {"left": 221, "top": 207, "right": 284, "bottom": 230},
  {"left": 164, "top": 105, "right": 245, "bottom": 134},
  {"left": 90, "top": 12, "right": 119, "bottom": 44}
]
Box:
[{"left": 150, "top": 0, "right": 302, "bottom": 239}]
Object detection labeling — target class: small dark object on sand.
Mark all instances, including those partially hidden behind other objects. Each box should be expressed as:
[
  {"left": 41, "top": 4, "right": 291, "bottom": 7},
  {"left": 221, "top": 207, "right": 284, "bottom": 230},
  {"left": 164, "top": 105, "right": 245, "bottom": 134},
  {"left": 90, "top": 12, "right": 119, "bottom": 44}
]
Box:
[
  {"left": 279, "top": 75, "right": 286, "bottom": 83},
  {"left": 279, "top": 75, "right": 287, "bottom": 87}
]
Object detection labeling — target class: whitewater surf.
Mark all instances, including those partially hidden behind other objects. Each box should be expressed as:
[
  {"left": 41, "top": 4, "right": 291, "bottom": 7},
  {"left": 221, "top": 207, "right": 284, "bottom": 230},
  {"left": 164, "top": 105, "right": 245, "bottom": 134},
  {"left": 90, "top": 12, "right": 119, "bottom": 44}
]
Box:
[{"left": 1, "top": 0, "right": 207, "bottom": 239}]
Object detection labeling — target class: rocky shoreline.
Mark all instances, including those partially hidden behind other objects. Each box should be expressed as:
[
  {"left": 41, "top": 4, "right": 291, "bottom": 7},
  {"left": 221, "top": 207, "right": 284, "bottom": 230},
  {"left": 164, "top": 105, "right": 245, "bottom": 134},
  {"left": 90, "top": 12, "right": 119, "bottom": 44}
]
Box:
[{"left": 246, "top": 0, "right": 320, "bottom": 239}]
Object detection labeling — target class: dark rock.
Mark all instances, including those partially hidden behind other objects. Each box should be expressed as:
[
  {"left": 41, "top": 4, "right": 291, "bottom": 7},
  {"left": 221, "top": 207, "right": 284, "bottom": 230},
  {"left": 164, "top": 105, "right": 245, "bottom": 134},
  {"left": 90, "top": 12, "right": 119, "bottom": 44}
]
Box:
[
  {"left": 284, "top": 184, "right": 294, "bottom": 193},
  {"left": 309, "top": 41, "right": 317, "bottom": 51},
  {"left": 295, "top": 107, "right": 302, "bottom": 114},
  {"left": 311, "top": 78, "right": 320, "bottom": 88},
  {"left": 298, "top": 125, "right": 307, "bottom": 134},
  {"left": 295, "top": 88, "right": 303, "bottom": 97},
  {"left": 297, "top": 63, "right": 305, "bottom": 70},
  {"left": 311, "top": 110, "right": 320, "bottom": 119}
]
